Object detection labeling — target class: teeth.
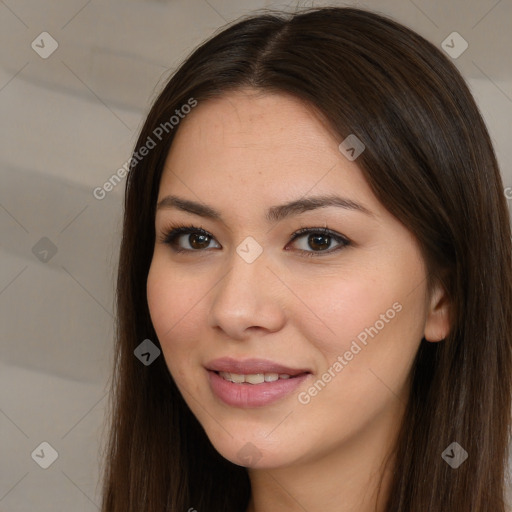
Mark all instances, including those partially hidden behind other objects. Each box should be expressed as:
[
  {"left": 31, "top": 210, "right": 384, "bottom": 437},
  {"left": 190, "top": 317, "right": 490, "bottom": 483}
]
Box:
[
  {"left": 218, "top": 371, "right": 294, "bottom": 384},
  {"left": 246, "top": 373, "right": 265, "bottom": 384},
  {"left": 230, "top": 373, "right": 245, "bottom": 383}
]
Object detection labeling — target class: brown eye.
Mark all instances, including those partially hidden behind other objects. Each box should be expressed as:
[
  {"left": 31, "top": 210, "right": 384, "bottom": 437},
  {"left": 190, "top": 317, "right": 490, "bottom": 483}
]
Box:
[
  {"left": 160, "top": 224, "right": 350, "bottom": 257},
  {"left": 306, "top": 233, "right": 331, "bottom": 251},
  {"left": 188, "top": 232, "right": 212, "bottom": 250},
  {"left": 289, "top": 227, "right": 350, "bottom": 256},
  {"left": 161, "top": 225, "right": 220, "bottom": 253}
]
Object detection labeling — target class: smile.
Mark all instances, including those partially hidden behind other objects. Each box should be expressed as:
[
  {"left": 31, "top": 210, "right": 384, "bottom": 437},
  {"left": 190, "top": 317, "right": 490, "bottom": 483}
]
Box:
[
  {"left": 218, "top": 371, "right": 292, "bottom": 384},
  {"left": 207, "top": 369, "right": 310, "bottom": 408}
]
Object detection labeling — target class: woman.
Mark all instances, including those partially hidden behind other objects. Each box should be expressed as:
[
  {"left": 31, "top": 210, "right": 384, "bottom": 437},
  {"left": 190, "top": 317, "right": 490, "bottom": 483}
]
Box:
[{"left": 101, "top": 6, "right": 512, "bottom": 511}]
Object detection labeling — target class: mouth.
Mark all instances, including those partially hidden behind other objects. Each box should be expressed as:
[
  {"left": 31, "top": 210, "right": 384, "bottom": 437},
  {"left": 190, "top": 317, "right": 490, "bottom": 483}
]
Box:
[
  {"left": 213, "top": 370, "right": 307, "bottom": 384},
  {"left": 205, "top": 358, "right": 312, "bottom": 408},
  {"left": 205, "top": 357, "right": 311, "bottom": 377}
]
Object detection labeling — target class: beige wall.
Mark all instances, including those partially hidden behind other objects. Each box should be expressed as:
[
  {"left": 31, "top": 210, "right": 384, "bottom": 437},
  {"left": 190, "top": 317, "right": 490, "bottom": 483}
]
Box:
[{"left": 1, "top": 1, "right": 510, "bottom": 509}]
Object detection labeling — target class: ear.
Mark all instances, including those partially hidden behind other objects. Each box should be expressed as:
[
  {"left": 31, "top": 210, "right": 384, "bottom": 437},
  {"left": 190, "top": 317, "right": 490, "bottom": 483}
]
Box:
[{"left": 424, "top": 281, "right": 451, "bottom": 342}]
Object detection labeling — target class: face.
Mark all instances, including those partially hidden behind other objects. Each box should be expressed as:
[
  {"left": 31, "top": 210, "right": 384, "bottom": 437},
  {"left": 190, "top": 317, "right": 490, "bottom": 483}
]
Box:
[{"left": 147, "top": 88, "right": 449, "bottom": 470}]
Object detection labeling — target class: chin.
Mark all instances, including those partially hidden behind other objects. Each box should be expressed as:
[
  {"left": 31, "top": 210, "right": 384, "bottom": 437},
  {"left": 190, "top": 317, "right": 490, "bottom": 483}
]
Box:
[{"left": 203, "top": 427, "right": 301, "bottom": 469}]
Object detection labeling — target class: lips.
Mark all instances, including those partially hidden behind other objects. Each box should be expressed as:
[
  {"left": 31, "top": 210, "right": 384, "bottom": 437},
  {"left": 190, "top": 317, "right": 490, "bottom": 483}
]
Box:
[
  {"left": 205, "top": 357, "right": 312, "bottom": 408},
  {"left": 207, "top": 370, "right": 310, "bottom": 407},
  {"left": 205, "top": 357, "right": 310, "bottom": 376}
]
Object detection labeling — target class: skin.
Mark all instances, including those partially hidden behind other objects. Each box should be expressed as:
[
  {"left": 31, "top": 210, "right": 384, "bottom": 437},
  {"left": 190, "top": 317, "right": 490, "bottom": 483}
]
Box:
[{"left": 146, "top": 88, "right": 451, "bottom": 512}]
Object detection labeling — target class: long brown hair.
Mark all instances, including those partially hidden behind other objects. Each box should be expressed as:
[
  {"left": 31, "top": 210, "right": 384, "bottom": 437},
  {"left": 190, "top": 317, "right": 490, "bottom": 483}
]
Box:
[{"left": 100, "top": 7, "right": 512, "bottom": 511}]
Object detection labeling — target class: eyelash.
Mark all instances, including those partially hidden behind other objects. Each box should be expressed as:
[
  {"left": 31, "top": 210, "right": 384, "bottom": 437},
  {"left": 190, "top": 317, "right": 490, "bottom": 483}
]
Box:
[{"left": 157, "top": 223, "right": 351, "bottom": 258}]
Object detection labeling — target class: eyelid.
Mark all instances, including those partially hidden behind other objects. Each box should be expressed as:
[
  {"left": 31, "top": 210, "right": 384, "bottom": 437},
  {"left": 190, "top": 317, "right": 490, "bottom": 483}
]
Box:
[
  {"left": 289, "top": 226, "right": 350, "bottom": 246},
  {"left": 157, "top": 224, "right": 219, "bottom": 251},
  {"left": 158, "top": 223, "right": 351, "bottom": 256}
]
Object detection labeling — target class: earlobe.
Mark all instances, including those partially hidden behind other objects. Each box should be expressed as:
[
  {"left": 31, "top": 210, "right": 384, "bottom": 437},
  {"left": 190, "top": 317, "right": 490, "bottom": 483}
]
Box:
[{"left": 424, "top": 282, "right": 451, "bottom": 342}]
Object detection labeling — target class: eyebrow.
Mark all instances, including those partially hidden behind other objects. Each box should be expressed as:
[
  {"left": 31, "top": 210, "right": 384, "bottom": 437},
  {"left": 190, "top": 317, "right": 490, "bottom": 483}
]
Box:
[{"left": 156, "top": 194, "right": 373, "bottom": 223}]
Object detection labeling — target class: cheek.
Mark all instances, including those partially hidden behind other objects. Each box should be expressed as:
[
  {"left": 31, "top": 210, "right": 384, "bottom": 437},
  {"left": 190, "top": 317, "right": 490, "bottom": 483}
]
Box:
[
  {"left": 146, "top": 260, "right": 204, "bottom": 372},
  {"left": 292, "top": 274, "right": 401, "bottom": 357},
  {"left": 293, "top": 257, "right": 427, "bottom": 373},
  {"left": 294, "top": 279, "right": 425, "bottom": 434}
]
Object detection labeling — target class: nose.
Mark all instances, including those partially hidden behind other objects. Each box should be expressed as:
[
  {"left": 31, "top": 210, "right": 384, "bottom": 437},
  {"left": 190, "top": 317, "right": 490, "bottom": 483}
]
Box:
[{"left": 207, "top": 249, "right": 287, "bottom": 340}]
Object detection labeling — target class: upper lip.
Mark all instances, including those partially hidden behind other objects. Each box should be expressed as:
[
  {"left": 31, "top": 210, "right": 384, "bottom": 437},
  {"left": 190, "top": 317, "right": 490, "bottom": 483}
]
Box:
[{"left": 205, "top": 357, "right": 310, "bottom": 376}]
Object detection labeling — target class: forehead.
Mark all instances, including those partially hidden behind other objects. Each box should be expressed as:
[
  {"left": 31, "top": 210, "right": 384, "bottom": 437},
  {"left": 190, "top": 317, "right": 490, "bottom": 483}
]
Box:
[
  {"left": 157, "top": 89, "right": 382, "bottom": 220},
  {"left": 167, "top": 89, "right": 338, "bottom": 162}
]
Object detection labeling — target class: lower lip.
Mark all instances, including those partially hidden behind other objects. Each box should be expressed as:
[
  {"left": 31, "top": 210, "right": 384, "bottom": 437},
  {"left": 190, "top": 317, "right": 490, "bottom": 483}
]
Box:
[{"left": 207, "top": 370, "right": 310, "bottom": 408}]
